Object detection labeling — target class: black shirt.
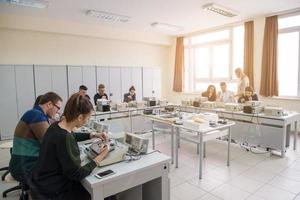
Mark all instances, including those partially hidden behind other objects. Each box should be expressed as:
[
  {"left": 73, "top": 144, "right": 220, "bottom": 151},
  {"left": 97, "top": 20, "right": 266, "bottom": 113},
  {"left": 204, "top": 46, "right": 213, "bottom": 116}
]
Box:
[
  {"left": 238, "top": 93, "right": 259, "bottom": 103},
  {"left": 123, "top": 93, "right": 136, "bottom": 103},
  {"left": 28, "top": 122, "right": 96, "bottom": 197},
  {"left": 93, "top": 93, "right": 108, "bottom": 105}
]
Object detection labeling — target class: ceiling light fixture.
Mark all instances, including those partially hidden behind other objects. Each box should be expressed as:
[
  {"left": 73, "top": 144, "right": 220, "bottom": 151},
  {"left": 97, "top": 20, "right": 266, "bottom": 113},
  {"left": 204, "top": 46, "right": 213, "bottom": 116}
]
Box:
[
  {"left": 202, "top": 3, "right": 238, "bottom": 17},
  {"left": 151, "top": 22, "right": 183, "bottom": 32},
  {"left": 86, "top": 10, "right": 130, "bottom": 23},
  {"left": 1, "top": 0, "right": 49, "bottom": 8}
]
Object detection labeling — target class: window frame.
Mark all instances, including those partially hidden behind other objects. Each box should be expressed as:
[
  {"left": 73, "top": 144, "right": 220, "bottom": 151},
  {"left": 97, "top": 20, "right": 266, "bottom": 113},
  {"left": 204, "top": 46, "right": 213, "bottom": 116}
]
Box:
[{"left": 184, "top": 25, "right": 243, "bottom": 93}]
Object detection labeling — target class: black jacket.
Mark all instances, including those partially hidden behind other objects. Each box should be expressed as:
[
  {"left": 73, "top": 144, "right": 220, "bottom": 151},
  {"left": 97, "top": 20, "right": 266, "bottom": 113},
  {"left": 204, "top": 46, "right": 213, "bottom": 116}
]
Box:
[{"left": 28, "top": 122, "right": 96, "bottom": 197}]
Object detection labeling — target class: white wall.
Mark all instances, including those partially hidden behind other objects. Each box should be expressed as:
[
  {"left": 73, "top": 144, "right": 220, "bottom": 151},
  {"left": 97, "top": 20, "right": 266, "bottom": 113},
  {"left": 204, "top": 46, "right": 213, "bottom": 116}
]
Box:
[{"left": 0, "top": 15, "right": 174, "bottom": 99}]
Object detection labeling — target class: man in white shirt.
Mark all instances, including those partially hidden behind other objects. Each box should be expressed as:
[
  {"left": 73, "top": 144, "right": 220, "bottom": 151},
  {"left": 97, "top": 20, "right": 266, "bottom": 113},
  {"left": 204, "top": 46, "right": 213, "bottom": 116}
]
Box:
[
  {"left": 235, "top": 68, "right": 250, "bottom": 97},
  {"left": 217, "top": 82, "right": 235, "bottom": 103}
]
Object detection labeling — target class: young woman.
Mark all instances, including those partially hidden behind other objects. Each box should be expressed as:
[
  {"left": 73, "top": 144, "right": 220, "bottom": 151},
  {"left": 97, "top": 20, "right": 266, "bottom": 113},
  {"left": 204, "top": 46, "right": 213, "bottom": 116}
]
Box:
[
  {"left": 202, "top": 85, "right": 217, "bottom": 101},
  {"left": 29, "top": 93, "right": 109, "bottom": 200},
  {"left": 238, "top": 86, "right": 258, "bottom": 103},
  {"left": 123, "top": 86, "right": 136, "bottom": 103}
]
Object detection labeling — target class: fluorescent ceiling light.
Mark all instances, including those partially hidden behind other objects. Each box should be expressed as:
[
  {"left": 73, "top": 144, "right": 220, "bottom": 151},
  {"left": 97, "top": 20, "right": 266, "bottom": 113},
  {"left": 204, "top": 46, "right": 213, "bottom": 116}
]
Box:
[
  {"left": 86, "top": 10, "right": 130, "bottom": 23},
  {"left": 151, "top": 22, "right": 183, "bottom": 32},
  {"left": 1, "top": 0, "right": 49, "bottom": 8},
  {"left": 202, "top": 3, "right": 238, "bottom": 17}
]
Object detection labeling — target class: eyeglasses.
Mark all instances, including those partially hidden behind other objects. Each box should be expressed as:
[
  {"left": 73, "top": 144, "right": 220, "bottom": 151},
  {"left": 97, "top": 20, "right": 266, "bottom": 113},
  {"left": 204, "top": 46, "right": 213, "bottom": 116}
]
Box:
[{"left": 53, "top": 104, "right": 61, "bottom": 110}]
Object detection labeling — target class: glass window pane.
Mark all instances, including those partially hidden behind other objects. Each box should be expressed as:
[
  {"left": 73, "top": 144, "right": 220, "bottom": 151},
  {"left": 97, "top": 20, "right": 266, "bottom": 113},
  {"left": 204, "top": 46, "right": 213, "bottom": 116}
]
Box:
[
  {"left": 195, "top": 82, "right": 218, "bottom": 92},
  {"left": 212, "top": 44, "right": 229, "bottom": 78},
  {"left": 184, "top": 49, "right": 190, "bottom": 91},
  {"left": 195, "top": 82, "right": 237, "bottom": 94},
  {"left": 195, "top": 47, "right": 210, "bottom": 79},
  {"left": 232, "top": 25, "right": 244, "bottom": 79},
  {"left": 278, "top": 32, "right": 299, "bottom": 97},
  {"left": 184, "top": 38, "right": 189, "bottom": 46},
  {"left": 191, "top": 30, "right": 229, "bottom": 44},
  {"left": 279, "top": 15, "right": 300, "bottom": 29}
]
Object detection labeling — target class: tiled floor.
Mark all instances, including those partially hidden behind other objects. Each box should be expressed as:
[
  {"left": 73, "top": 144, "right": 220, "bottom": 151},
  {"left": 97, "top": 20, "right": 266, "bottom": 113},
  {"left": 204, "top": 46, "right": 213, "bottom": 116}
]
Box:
[{"left": 1, "top": 132, "right": 300, "bottom": 200}]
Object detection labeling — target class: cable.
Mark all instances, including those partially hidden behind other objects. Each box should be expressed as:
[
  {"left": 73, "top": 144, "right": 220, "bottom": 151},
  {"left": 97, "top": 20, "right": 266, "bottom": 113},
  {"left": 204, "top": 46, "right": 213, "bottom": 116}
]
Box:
[{"left": 239, "top": 142, "right": 269, "bottom": 154}]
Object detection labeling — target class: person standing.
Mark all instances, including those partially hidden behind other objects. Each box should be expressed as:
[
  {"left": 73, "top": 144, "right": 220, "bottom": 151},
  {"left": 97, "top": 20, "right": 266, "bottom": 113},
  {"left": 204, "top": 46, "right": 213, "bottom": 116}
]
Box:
[{"left": 235, "top": 68, "right": 249, "bottom": 97}]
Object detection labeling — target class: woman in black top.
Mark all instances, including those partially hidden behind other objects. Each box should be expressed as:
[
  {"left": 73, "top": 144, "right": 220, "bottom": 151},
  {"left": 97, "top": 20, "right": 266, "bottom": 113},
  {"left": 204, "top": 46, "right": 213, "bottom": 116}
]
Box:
[
  {"left": 29, "top": 93, "right": 109, "bottom": 200},
  {"left": 123, "top": 86, "right": 136, "bottom": 103},
  {"left": 202, "top": 85, "right": 217, "bottom": 101},
  {"left": 238, "top": 86, "right": 259, "bottom": 103}
]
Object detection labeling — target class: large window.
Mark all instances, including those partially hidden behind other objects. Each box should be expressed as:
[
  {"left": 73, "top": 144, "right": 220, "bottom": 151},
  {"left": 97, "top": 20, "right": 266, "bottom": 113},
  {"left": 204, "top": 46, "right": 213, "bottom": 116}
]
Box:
[
  {"left": 184, "top": 25, "right": 244, "bottom": 93},
  {"left": 278, "top": 13, "right": 300, "bottom": 97}
]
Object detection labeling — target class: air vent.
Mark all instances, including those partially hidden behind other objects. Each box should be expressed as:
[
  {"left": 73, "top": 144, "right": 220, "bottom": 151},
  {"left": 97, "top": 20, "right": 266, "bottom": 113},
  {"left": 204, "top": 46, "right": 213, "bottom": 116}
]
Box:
[
  {"left": 86, "top": 10, "right": 130, "bottom": 23},
  {"left": 1, "top": 0, "right": 49, "bottom": 8},
  {"left": 202, "top": 3, "right": 238, "bottom": 17},
  {"left": 151, "top": 22, "right": 183, "bottom": 32}
]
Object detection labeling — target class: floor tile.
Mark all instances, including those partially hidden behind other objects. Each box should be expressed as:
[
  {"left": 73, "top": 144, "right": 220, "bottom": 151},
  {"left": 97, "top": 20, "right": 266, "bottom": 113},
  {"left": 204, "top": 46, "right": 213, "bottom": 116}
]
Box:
[
  {"left": 188, "top": 175, "right": 224, "bottom": 192},
  {"left": 228, "top": 175, "right": 265, "bottom": 193},
  {"left": 253, "top": 184, "right": 295, "bottom": 200},
  {"left": 172, "top": 182, "right": 207, "bottom": 200},
  {"left": 268, "top": 175, "right": 300, "bottom": 194},
  {"left": 211, "top": 183, "right": 251, "bottom": 200}
]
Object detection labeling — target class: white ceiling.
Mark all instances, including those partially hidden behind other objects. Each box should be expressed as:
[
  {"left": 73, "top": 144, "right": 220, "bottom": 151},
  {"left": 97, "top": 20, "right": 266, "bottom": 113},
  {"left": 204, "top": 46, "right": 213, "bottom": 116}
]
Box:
[{"left": 0, "top": 0, "right": 300, "bottom": 36}]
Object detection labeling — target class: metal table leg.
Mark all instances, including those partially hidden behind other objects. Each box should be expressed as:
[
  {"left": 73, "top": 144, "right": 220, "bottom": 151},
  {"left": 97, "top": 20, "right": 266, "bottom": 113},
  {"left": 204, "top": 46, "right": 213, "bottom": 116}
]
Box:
[
  {"left": 175, "top": 127, "right": 179, "bottom": 168},
  {"left": 197, "top": 132, "right": 200, "bottom": 154},
  {"left": 203, "top": 142, "right": 206, "bottom": 158},
  {"left": 294, "top": 121, "right": 298, "bottom": 150},
  {"left": 281, "top": 125, "right": 287, "bottom": 158},
  {"left": 152, "top": 120, "right": 155, "bottom": 150},
  {"left": 227, "top": 127, "right": 231, "bottom": 166},
  {"left": 171, "top": 126, "right": 174, "bottom": 164},
  {"left": 199, "top": 132, "right": 203, "bottom": 179}
]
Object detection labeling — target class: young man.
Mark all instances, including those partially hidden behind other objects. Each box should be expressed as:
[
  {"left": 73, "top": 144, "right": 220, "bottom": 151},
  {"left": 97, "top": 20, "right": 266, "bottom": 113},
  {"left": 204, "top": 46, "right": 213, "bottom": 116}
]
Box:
[
  {"left": 93, "top": 84, "right": 108, "bottom": 105},
  {"left": 79, "top": 85, "right": 90, "bottom": 99},
  {"left": 217, "top": 82, "right": 235, "bottom": 103},
  {"left": 9, "top": 92, "right": 63, "bottom": 184}
]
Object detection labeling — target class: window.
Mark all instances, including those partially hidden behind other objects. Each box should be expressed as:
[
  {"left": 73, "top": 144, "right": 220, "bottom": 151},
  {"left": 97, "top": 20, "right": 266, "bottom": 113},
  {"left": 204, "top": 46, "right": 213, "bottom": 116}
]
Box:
[
  {"left": 184, "top": 25, "right": 244, "bottom": 93},
  {"left": 278, "top": 13, "right": 300, "bottom": 97}
]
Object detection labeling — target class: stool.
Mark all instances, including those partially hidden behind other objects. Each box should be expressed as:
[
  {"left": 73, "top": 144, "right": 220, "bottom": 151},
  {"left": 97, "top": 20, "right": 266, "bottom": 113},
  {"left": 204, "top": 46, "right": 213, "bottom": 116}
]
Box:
[
  {"left": 3, "top": 173, "right": 29, "bottom": 200},
  {"left": 0, "top": 141, "right": 13, "bottom": 181}
]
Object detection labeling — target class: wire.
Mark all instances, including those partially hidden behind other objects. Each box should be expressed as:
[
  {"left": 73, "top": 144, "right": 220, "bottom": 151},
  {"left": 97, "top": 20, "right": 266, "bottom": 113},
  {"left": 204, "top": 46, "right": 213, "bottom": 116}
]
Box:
[{"left": 239, "top": 142, "right": 269, "bottom": 154}]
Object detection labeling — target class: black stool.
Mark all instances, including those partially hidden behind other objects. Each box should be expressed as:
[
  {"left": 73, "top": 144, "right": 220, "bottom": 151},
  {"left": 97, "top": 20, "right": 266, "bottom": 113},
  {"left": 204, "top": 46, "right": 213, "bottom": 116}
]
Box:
[{"left": 3, "top": 182, "right": 29, "bottom": 200}]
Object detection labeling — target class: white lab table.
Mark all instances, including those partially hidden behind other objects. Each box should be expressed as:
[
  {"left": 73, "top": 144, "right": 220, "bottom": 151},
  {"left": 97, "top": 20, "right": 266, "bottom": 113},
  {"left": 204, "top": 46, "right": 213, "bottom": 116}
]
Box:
[
  {"left": 143, "top": 114, "right": 177, "bottom": 164},
  {"left": 81, "top": 151, "right": 171, "bottom": 200},
  {"left": 173, "top": 121, "right": 235, "bottom": 179},
  {"left": 179, "top": 105, "right": 300, "bottom": 157}
]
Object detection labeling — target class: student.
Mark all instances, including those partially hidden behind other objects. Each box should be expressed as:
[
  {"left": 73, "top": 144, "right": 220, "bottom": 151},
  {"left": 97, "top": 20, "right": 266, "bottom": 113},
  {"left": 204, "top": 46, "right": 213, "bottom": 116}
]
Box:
[
  {"left": 94, "top": 84, "right": 108, "bottom": 105},
  {"left": 79, "top": 85, "right": 90, "bottom": 99},
  {"left": 33, "top": 95, "right": 43, "bottom": 107},
  {"left": 29, "top": 94, "right": 109, "bottom": 200},
  {"left": 202, "top": 85, "right": 217, "bottom": 101},
  {"left": 238, "top": 86, "right": 258, "bottom": 103},
  {"left": 9, "top": 92, "right": 63, "bottom": 184},
  {"left": 217, "top": 82, "right": 235, "bottom": 103},
  {"left": 235, "top": 68, "right": 250, "bottom": 97},
  {"left": 123, "top": 86, "right": 136, "bottom": 103}
]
